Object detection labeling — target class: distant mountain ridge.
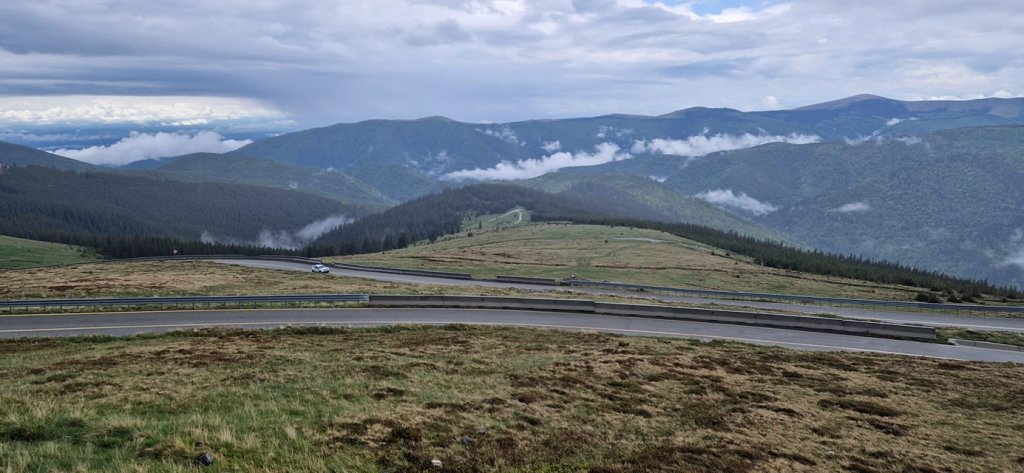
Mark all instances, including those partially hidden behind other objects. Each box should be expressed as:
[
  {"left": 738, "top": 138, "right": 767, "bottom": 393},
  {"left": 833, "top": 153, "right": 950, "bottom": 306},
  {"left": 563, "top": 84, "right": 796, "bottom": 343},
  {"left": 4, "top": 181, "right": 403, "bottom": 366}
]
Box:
[
  {"left": 230, "top": 94, "right": 1024, "bottom": 179},
  {"left": 8, "top": 94, "right": 1024, "bottom": 289}
]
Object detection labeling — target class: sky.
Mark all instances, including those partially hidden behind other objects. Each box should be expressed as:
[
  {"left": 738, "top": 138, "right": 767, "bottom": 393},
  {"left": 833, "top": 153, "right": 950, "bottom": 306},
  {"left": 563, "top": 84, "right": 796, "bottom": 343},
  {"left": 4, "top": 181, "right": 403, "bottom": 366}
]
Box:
[{"left": 1, "top": 0, "right": 1022, "bottom": 157}]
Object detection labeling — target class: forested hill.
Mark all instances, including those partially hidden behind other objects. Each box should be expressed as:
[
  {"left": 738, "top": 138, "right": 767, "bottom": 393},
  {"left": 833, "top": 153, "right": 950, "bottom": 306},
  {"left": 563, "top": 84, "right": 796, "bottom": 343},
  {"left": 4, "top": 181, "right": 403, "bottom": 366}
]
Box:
[
  {"left": 231, "top": 95, "right": 1024, "bottom": 178},
  {"left": 311, "top": 183, "right": 1020, "bottom": 299},
  {"left": 520, "top": 172, "right": 787, "bottom": 242},
  {"left": 313, "top": 184, "right": 617, "bottom": 254},
  {"left": 0, "top": 141, "right": 96, "bottom": 171},
  {"left": 143, "top": 152, "right": 394, "bottom": 210},
  {"left": 662, "top": 125, "right": 1024, "bottom": 290},
  {"left": 0, "top": 166, "right": 362, "bottom": 248}
]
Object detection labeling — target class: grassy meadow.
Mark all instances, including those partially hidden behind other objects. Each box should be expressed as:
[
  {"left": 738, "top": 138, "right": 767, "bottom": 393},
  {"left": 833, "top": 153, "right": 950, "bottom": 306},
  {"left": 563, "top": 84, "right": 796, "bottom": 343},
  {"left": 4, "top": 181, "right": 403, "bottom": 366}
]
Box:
[
  {"left": 1, "top": 326, "right": 1023, "bottom": 472},
  {"left": 0, "top": 236, "right": 99, "bottom": 270},
  {"left": 332, "top": 224, "right": 937, "bottom": 302}
]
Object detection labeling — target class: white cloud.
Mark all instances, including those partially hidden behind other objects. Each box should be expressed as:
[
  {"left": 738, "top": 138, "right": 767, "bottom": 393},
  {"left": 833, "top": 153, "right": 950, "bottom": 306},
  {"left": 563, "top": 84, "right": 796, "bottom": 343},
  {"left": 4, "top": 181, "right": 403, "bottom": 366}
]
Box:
[
  {"left": 1004, "top": 248, "right": 1024, "bottom": 270},
  {"left": 0, "top": 95, "right": 285, "bottom": 125},
  {"left": 541, "top": 140, "right": 562, "bottom": 152},
  {"left": 443, "top": 142, "right": 631, "bottom": 180},
  {"left": 833, "top": 201, "right": 871, "bottom": 213},
  {"left": 479, "top": 126, "right": 523, "bottom": 146},
  {"left": 631, "top": 132, "right": 820, "bottom": 158},
  {"left": 896, "top": 136, "right": 923, "bottom": 145},
  {"left": 55, "top": 131, "right": 253, "bottom": 166},
  {"left": 649, "top": 175, "right": 668, "bottom": 183},
  {"left": 294, "top": 214, "right": 352, "bottom": 242},
  {"left": 694, "top": 189, "right": 778, "bottom": 216}
]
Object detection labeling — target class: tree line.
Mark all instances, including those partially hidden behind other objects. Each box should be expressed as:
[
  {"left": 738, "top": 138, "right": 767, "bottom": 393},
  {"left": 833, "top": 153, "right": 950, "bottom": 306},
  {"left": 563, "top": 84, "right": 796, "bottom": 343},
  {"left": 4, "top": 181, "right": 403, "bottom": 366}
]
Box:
[{"left": 571, "top": 217, "right": 1022, "bottom": 300}]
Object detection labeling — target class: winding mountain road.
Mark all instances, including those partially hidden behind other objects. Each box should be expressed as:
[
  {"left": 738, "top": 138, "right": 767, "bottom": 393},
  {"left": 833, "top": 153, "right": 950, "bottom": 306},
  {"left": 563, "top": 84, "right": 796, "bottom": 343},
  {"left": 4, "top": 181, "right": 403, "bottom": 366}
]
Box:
[
  {"left": 6, "top": 258, "right": 1021, "bottom": 361},
  {"left": 216, "top": 259, "right": 1024, "bottom": 333},
  {"left": 4, "top": 308, "right": 1023, "bottom": 362}
]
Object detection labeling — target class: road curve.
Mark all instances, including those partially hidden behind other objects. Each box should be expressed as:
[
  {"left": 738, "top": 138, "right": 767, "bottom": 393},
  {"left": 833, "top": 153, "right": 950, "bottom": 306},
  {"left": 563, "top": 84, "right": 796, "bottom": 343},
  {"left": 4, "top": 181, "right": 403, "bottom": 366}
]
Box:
[
  {"left": 2, "top": 308, "right": 1023, "bottom": 362},
  {"left": 216, "top": 259, "right": 1024, "bottom": 333}
]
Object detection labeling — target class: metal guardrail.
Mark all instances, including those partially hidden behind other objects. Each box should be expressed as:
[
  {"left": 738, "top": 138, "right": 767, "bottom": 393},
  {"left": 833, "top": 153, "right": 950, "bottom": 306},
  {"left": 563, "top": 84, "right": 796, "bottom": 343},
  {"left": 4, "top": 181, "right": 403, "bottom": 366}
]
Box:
[
  {"left": 330, "top": 262, "right": 473, "bottom": 280},
  {"left": 0, "top": 294, "right": 369, "bottom": 310},
  {"left": 561, "top": 280, "right": 1024, "bottom": 314},
  {"left": 0, "top": 293, "right": 936, "bottom": 340},
  {"left": 368, "top": 295, "right": 936, "bottom": 340}
]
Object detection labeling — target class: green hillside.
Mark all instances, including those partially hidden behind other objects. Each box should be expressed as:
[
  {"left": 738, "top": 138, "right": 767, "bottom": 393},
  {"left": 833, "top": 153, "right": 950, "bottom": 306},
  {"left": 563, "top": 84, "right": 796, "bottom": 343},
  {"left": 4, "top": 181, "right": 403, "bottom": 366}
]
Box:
[
  {"left": 312, "top": 182, "right": 781, "bottom": 255},
  {"left": 335, "top": 223, "right": 929, "bottom": 300},
  {"left": 664, "top": 126, "right": 1024, "bottom": 289},
  {"left": 347, "top": 162, "right": 445, "bottom": 202},
  {"left": 145, "top": 153, "right": 393, "bottom": 209},
  {"left": 521, "top": 173, "right": 787, "bottom": 241},
  {"left": 0, "top": 235, "right": 99, "bottom": 269}
]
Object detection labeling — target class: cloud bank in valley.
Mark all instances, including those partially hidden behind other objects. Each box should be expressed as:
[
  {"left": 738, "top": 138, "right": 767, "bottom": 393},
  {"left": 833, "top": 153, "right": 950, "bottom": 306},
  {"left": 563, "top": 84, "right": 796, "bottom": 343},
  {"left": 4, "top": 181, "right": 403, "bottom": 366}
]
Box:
[
  {"left": 202, "top": 214, "right": 351, "bottom": 250},
  {"left": 631, "top": 133, "right": 821, "bottom": 158},
  {"left": 694, "top": 189, "right": 779, "bottom": 216},
  {"left": 443, "top": 142, "right": 631, "bottom": 181},
  {"left": 55, "top": 131, "right": 253, "bottom": 166},
  {"left": 444, "top": 131, "right": 822, "bottom": 181},
  {"left": 1004, "top": 249, "right": 1024, "bottom": 270}
]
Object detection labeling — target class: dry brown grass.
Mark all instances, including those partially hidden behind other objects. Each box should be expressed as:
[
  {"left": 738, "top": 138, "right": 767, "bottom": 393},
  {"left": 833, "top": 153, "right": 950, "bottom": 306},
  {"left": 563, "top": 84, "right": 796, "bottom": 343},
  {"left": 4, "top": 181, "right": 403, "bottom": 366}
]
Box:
[
  {"left": 0, "top": 260, "right": 514, "bottom": 300},
  {"left": 1, "top": 326, "right": 1022, "bottom": 472},
  {"left": 332, "top": 224, "right": 936, "bottom": 302}
]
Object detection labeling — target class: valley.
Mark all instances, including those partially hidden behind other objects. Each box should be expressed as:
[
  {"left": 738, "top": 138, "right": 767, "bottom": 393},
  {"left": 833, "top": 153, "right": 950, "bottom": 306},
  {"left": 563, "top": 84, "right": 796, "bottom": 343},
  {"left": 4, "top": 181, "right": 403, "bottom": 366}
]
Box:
[
  {"left": 4, "top": 94, "right": 1024, "bottom": 472},
  {"left": 6, "top": 3, "right": 1024, "bottom": 471}
]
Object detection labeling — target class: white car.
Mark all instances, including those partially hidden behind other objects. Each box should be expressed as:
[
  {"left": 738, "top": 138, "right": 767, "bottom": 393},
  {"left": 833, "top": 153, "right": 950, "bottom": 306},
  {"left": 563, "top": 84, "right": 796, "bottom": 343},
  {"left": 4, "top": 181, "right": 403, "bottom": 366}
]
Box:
[{"left": 311, "top": 264, "right": 330, "bottom": 273}]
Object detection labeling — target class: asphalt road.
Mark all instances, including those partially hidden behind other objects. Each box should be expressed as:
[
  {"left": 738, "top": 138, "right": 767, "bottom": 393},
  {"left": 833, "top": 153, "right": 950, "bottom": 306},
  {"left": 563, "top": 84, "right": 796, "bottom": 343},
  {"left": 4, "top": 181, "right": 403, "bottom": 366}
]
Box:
[
  {"left": 217, "top": 259, "right": 1024, "bottom": 333},
  {"left": 4, "top": 308, "right": 1023, "bottom": 362}
]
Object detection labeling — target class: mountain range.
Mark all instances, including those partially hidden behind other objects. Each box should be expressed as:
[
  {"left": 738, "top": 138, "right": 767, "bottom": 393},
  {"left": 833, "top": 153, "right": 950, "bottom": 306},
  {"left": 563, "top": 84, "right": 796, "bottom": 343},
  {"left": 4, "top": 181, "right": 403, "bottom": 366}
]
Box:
[{"left": 2, "top": 94, "right": 1023, "bottom": 289}]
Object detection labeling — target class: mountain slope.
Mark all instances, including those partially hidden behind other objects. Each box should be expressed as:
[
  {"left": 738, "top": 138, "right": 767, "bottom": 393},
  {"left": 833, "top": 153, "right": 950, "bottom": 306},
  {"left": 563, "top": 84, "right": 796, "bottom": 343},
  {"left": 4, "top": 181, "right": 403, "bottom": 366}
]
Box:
[
  {"left": 0, "top": 166, "right": 360, "bottom": 247},
  {"left": 229, "top": 117, "right": 531, "bottom": 174},
  {"left": 144, "top": 153, "right": 393, "bottom": 210},
  {"left": 664, "top": 126, "right": 1024, "bottom": 289},
  {"left": 0, "top": 141, "right": 96, "bottom": 171},
  {"left": 520, "top": 173, "right": 787, "bottom": 241},
  {"left": 347, "top": 162, "right": 445, "bottom": 203}
]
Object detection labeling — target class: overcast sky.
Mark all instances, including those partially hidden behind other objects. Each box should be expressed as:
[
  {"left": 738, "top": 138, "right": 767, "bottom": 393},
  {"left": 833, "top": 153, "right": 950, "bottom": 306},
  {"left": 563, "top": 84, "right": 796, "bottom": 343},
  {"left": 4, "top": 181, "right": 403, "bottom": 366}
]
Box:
[{"left": 1, "top": 0, "right": 1022, "bottom": 129}]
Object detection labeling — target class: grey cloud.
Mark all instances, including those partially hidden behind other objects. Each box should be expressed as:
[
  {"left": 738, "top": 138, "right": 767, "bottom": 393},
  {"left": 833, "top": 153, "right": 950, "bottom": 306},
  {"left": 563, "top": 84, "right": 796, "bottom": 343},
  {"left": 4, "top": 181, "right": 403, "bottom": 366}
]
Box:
[
  {"left": 406, "top": 19, "right": 473, "bottom": 46},
  {"left": 571, "top": 0, "right": 616, "bottom": 14},
  {"left": 658, "top": 59, "right": 752, "bottom": 79},
  {"left": 0, "top": 0, "right": 1023, "bottom": 128}
]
